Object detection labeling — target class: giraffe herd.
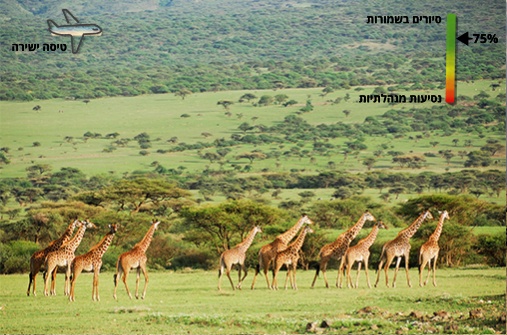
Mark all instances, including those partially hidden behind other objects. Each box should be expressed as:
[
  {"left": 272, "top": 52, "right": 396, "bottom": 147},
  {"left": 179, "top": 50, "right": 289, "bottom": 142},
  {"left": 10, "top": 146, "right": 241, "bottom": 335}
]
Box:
[{"left": 26, "top": 210, "right": 450, "bottom": 301}]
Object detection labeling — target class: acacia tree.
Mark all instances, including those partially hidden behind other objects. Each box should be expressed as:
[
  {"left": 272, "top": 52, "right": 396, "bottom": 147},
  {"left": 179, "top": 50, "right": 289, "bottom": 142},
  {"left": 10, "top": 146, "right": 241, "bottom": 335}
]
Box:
[
  {"left": 179, "top": 199, "right": 285, "bottom": 252},
  {"left": 103, "top": 178, "right": 191, "bottom": 214},
  {"left": 236, "top": 151, "right": 266, "bottom": 164}
]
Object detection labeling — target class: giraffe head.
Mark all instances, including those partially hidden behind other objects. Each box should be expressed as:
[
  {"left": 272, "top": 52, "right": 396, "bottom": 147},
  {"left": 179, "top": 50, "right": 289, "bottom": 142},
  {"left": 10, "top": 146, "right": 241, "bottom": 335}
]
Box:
[
  {"left": 377, "top": 220, "right": 388, "bottom": 230},
  {"left": 438, "top": 210, "right": 450, "bottom": 221},
  {"left": 301, "top": 214, "right": 314, "bottom": 226},
  {"left": 423, "top": 210, "right": 434, "bottom": 220},
  {"left": 109, "top": 223, "right": 118, "bottom": 234},
  {"left": 363, "top": 210, "right": 376, "bottom": 223},
  {"left": 151, "top": 219, "right": 161, "bottom": 230},
  {"left": 254, "top": 225, "right": 262, "bottom": 234},
  {"left": 304, "top": 226, "right": 314, "bottom": 234},
  {"left": 82, "top": 219, "right": 97, "bottom": 229}
]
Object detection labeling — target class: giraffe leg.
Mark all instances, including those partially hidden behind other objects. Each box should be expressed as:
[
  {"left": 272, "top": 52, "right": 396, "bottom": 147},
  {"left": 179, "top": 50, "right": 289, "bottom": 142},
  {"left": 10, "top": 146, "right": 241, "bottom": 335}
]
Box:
[
  {"left": 404, "top": 252, "right": 412, "bottom": 288},
  {"left": 140, "top": 264, "right": 149, "bottom": 299},
  {"left": 271, "top": 262, "right": 282, "bottom": 290},
  {"left": 374, "top": 258, "right": 384, "bottom": 288},
  {"left": 69, "top": 264, "right": 82, "bottom": 302},
  {"left": 64, "top": 265, "right": 72, "bottom": 296},
  {"left": 355, "top": 262, "right": 362, "bottom": 288},
  {"left": 337, "top": 257, "right": 346, "bottom": 288},
  {"left": 113, "top": 264, "right": 122, "bottom": 300},
  {"left": 218, "top": 263, "right": 224, "bottom": 291},
  {"left": 225, "top": 266, "right": 235, "bottom": 291},
  {"left": 122, "top": 267, "right": 133, "bottom": 299},
  {"left": 321, "top": 261, "right": 330, "bottom": 289},
  {"left": 50, "top": 267, "right": 58, "bottom": 296},
  {"left": 135, "top": 267, "right": 141, "bottom": 299},
  {"left": 385, "top": 254, "right": 396, "bottom": 288},
  {"left": 364, "top": 258, "right": 371, "bottom": 289},
  {"left": 432, "top": 253, "right": 439, "bottom": 287},
  {"left": 284, "top": 266, "right": 290, "bottom": 290},
  {"left": 392, "top": 256, "right": 402, "bottom": 288},
  {"left": 420, "top": 256, "right": 429, "bottom": 286},
  {"left": 263, "top": 260, "right": 272, "bottom": 290},
  {"left": 27, "top": 266, "right": 38, "bottom": 297},
  {"left": 44, "top": 263, "right": 54, "bottom": 296},
  {"left": 335, "top": 257, "right": 344, "bottom": 288},
  {"left": 237, "top": 264, "right": 248, "bottom": 289},
  {"left": 424, "top": 258, "right": 432, "bottom": 286},
  {"left": 346, "top": 261, "right": 353, "bottom": 289},
  {"left": 250, "top": 261, "right": 261, "bottom": 290},
  {"left": 292, "top": 265, "right": 298, "bottom": 290},
  {"left": 93, "top": 268, "right": 100, "bottom": 301},
  {"left": 419, "top": 254, "right": 428, "bottom": 287}
]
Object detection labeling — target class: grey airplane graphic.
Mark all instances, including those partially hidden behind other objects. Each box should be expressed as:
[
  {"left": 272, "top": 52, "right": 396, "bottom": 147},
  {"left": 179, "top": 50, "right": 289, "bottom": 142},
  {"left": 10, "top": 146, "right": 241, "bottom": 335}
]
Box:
[{"left": 47, "top": 9, "right": 102, "bottom": 54}]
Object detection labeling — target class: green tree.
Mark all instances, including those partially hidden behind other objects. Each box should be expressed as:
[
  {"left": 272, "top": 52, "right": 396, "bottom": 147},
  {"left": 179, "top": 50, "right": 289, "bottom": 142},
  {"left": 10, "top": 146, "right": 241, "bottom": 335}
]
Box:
[{"left": 175, "top": 88, "right": 192, "bottom": 100}]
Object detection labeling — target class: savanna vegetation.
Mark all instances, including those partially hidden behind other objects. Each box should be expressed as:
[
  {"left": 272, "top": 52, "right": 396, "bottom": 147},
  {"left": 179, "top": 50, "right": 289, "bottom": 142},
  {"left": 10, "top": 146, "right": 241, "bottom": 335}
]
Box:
[{"left": 0, "top": 0, "right": 505, "bottom": 334}]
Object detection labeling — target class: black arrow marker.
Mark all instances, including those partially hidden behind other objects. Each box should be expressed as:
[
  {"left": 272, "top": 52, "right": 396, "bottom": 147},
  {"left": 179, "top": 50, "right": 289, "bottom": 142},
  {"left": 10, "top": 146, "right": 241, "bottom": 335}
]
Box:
[{"left": 457, "top": 32, "right": 472, "bottom": 45}]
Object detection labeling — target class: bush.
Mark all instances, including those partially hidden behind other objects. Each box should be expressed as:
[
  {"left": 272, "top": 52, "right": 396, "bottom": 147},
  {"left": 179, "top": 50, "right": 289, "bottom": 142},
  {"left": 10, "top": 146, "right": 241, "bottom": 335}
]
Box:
[
  {"left": 0, "top": 240, "right": 39, "bottom": 274},
  {"left": 475, "top": 233, "right": 506, "bottom": 266}
]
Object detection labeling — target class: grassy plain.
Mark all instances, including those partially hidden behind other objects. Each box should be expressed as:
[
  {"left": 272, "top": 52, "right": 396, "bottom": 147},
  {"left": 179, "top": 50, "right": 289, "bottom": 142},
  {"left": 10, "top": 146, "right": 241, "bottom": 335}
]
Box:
[
  {"left": 0, "top": 268, "right": 505, "bottom": 334},
  {"left": 1, "top": 81, "right": 504, "bottom": 179}
]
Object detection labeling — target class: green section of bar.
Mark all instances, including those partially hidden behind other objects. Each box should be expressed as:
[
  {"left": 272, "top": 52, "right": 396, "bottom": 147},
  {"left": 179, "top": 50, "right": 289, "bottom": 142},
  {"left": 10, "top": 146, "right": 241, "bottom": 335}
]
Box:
[{"left": 447, "top": 14, "right": 456, "bottom": 55}]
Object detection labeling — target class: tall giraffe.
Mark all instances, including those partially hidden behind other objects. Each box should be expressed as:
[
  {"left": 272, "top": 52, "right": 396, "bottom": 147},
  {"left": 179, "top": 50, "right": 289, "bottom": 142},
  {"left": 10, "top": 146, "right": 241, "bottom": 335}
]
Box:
[
  {"left": 338, "top": 221, "right": 388, "bottom": 288},
  {"left": 27, "top": 219, "right": 78, "bottom": 296},
  {"left": 43, "top": 220, "right": 96, "bottom": 296},
  {"left": 419, "top": 210, "right": 449, "bottom": 287},
  {"left": 218, "top": 226, "right": 262, "bottom": 291},
  {"left": 113, "top": 220, "right": 160, "bottom": 300},
  {"left": 271, "top": 226, "right": 314, "bottom": 290},
  {"left": 69, "top": 223, "right": 118, "bottom": 301},
  {"left": 250, "top": 215, "right": 313, "bottom": 289},
  {"left": 374, "top": 210, "right": 434, "bottom": 288},
  {"left": 311, "top": 211, "right": 376, "bottom": 288}
]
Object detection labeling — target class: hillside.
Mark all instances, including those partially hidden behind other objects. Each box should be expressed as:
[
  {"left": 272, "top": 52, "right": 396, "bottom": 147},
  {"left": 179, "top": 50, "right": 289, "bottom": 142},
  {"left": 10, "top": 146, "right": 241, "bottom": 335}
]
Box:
[{"left": 1, "top": 0, "right": 505, "bottom": 100}]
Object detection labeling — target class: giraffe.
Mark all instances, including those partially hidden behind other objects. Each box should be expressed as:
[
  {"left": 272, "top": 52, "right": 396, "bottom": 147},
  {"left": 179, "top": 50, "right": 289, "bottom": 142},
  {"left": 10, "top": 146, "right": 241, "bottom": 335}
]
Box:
[
  {"left": 338, "top": 220, "right": 388, "bottom": 289},
  {"left": 218, "top": 226, "right": 262, "bottom": 291},
  {"left": 271, "top": 226, "right": 314, "bottom": 290},
  {"left": 374, "top": 210, "right": 434, "bottom": 288},
  {"left": 27, "top": 219, "right": 78, "bottom": 296},
  {"left": 113, "top": 220, "right": 160, "bottom": 300},
  {"left": 419, "top": 210, "right": 449, "bottom": 287},
  {"left": 250, "top": 214, "right": 313, "bottom": 289},
  {"left": 310, "top": 211, "right": 376, "bottom": 288},
  {"left": 69, "top": 223, "right": 118, "bottom": 301},
  {"left": 43, "top": 220, "right": 96, "bottom": 296}
]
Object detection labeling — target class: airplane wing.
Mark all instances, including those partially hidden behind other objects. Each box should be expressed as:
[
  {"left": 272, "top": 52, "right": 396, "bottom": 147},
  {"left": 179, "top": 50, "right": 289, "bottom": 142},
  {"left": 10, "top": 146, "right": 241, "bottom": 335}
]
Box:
[
  {"left": 70, "top": 35, "right": 85, "bottom": 54},
  {"left": 62, "top": 9, "right": 80, "bottom": 24}
]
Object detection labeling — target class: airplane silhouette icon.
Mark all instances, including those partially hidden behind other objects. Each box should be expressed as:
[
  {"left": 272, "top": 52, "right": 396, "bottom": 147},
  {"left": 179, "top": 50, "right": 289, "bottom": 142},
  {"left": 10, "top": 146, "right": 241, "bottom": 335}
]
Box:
[{"left": 47, "top": 9, "right": 102, "bottom": 54}]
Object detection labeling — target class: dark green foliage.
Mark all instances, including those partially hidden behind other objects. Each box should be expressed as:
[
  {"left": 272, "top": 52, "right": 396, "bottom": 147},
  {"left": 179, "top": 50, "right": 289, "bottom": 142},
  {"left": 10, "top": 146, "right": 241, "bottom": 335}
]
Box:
[
  {"left": 2, "top": 1, "right": 503, "bottom": 100},
  {"left": 475, "top": 233, "right": 507, "bottom": 266}
]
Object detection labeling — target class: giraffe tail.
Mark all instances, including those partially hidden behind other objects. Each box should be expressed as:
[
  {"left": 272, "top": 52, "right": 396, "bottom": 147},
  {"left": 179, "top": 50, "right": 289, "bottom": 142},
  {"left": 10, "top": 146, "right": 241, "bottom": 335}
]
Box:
[
  {"left": 315, "top": 263, "right": 320, "bottom": 277},
  {"left": 113, "top": 273, "right": 117, "bottom": 285}
]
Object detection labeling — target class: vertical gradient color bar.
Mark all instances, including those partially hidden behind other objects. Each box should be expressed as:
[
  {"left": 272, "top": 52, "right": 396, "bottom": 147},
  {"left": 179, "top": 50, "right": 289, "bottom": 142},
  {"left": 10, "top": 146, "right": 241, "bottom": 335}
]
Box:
[{"left": 446, "top": 14, "right": 456, "bottom": 104}]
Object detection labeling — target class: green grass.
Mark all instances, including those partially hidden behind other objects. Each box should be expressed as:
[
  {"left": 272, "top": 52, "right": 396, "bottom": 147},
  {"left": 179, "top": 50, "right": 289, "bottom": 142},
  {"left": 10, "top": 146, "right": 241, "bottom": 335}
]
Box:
[
  {"left": 1, "top": 81, "right": 504, "bottom": 179},
  {"left": 1, "top": 269, "right": 505, "bottom": 334}
]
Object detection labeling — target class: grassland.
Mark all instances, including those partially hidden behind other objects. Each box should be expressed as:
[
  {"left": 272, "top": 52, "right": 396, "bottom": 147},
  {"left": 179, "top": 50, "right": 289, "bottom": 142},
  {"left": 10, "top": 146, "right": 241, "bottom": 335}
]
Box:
[
  {"left": 0, "top": 268, "right": 505, "bottom": 334},
  {"left": 1, "top": 81, "right": 504, "bottom": 179}
]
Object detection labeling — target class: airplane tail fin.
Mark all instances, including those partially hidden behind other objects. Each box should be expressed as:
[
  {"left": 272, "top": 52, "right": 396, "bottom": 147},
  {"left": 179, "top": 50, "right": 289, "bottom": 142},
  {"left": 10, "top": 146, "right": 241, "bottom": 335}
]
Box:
[{"left": 47, "top": 19, "right": 59, "bottom": 30}]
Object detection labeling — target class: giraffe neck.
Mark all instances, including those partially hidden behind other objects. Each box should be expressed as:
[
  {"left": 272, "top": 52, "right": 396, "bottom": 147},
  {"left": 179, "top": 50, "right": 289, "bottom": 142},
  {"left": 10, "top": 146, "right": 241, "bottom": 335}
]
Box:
[
  {"left": 290, "top": 228, "right": 309, "bottom": 252},
  {"left": 343, "top": 213, "right": 368, "bottom": 244},
  {"left": 135, "top": 223, "right": 158, "bottom": 253},
  {"left": 48, "top": 220, "right": 76, "bottom": 249},
  {"left": 429, "top": 214, "right": 446, "bottom": 241},
  {"left": 400, "top": 211, "right": 428, "bottom": 240},
  {"left": 277, "top": 216, "right": 307, "bottom": 245},
  {"left": 359, "top": 225, "right": 380, "bottom": 249},
  {"left": 237, "top": 228, "right": 259, "bottom": 253},
  {"left": 91, "top": 232, "right": 115, "bottom": 258},
  {"left": 65, "top": 224, "right": 87, "bottom": 252}
]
